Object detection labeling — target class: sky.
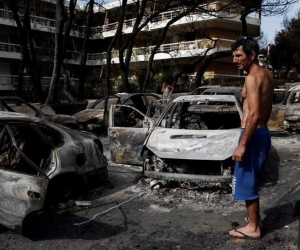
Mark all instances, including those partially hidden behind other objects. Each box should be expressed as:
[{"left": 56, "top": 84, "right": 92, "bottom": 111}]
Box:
[{"left": 261, "top": 1, "right": 300, "bottom": 43}]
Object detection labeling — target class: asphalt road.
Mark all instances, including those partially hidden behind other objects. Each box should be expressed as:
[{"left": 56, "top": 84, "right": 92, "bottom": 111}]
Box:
[{"left": 0, "top": 133, "right": 300, "bottom": 250}]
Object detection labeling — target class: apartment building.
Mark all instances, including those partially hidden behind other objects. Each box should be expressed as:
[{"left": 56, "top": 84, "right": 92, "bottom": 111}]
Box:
[{"left": 0, "top": 0, "right": 261, "bottom": 94}]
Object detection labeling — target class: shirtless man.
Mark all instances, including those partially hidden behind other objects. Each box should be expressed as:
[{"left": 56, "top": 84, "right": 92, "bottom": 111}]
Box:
[{"left": 229, "top": 37, "right": 274, "bottom": 239}]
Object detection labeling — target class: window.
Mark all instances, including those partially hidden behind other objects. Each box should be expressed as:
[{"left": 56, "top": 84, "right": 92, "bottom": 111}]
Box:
[
  {"left": 0, "top": 34, "right": 8, "bottom": 43},
  {"left": 0, "top": 123, "right": 54, "bottom": 176}
]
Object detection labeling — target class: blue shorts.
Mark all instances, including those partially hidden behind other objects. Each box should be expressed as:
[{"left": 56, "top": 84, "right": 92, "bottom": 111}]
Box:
[{"left": 232, "top": 127, "right": 271, "bottom": 200}]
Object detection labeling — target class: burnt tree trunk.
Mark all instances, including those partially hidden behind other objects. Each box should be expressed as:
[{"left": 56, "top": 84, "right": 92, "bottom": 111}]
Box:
[
  {"left": 61, "top": 67, "right": 75, "bottom": 102},
  {"left": 8, "top": 0, "right": 45, "bottom": 101},
  {"left": 194, "top": 50, "right": 232, "bottom": 87},
  {"left": 46, "top": 0, "right": 65, "bottom": 104},
  {"left": 78, "top": 0, "right": 94, "bottom": 101}
]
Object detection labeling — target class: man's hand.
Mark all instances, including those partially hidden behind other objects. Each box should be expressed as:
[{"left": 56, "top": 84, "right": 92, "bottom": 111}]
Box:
[{"left": 232, "top": 144, "right": 246, "bottom": 162}]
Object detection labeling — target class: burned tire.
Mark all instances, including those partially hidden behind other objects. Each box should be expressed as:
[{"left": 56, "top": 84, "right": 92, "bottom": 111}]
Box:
[
  {"left": 46, "top": 175, "right": 84, "bottom": 204},
  {"left": 86, "top": 167, "right": 108, "bottom": 188}
]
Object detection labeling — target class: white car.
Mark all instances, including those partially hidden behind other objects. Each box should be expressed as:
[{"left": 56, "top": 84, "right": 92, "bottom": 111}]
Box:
[{"left": 108, "top": 95, "right": 242, "bottom": 184}]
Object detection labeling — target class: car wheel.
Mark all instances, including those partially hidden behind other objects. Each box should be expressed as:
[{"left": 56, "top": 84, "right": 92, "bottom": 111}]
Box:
[
  {"left": 47, "top": 175, "right": 83, "bottom": 204},
  {"left": 58, "top": 179, "right": 76, "bottom": 199}
]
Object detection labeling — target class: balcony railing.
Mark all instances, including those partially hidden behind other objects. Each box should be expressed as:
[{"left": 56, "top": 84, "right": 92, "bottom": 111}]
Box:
[
  {"left": 30, "top": 14, "right": 56, "bottom": 28},
  {"left": 0, "top": 75, "right": 79, "bottom": 89},
  {"left": 87, "top": 52, "right": 107, "bottom": 61},
  {"left": 0, "top": 38, "right": 234, "bottom": 65},
  {"left": 0, "top": 1, "right": 260, "bottom": 39},
  {"left": 0, "top": 42, "right": 21, "bottom": 53}
]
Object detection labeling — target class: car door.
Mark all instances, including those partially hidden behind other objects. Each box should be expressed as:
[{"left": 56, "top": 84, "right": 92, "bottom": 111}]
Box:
[
  {"left": 108, "top": 104, "right": 153, "bottom": 165},
  {"left": 0, "top": 123, "right": 49, "bottom": 233}
]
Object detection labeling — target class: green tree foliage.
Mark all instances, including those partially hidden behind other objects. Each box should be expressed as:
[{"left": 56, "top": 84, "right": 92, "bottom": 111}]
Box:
[{"left": 270, "top": 10, "right": 300, "bottom": 78}]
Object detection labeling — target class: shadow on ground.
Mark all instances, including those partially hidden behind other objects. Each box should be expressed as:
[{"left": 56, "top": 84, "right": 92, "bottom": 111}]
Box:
[
  {"left": 260, "top": 145, "right": 280, "bottom": 186},
  {"left": 22, "top": 201, "right": 130, "bottom": 241}
]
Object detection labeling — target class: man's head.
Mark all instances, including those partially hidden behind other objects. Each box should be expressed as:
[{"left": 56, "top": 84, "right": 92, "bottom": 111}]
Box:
[{"left": 231, "top": 36, "right": 259, "bottom": 72}]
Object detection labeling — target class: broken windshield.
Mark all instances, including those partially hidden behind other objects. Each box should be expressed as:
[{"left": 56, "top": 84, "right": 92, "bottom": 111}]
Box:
[{"left": 157, "top": 100, "right": 240, "bottom": 130}]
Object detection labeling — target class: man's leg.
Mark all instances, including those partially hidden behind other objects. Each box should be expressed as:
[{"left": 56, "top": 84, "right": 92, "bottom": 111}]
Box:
[
  {"left": 229, "top": 198, "right": 261, "bottom": 238},
  {"left": 246, "top": 198, "right": 261, "bottom": 230}
]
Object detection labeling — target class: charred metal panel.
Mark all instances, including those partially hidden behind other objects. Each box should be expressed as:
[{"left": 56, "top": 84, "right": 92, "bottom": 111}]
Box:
[
  {"left": 146, "top": 127, "right": 240, "bottom": 160},
  {"left": 50, "top": 114, "right": 78, "bottom": 127},
  {"left": 144, "top": 171, "right": 232, "bottom": 183},
  {"left": 0, "top": 170, "right": 48, "bottom": 232},
  {"left": 73, "top": 109, "right": 104, "bottom": 123},
  {"left": 109, "top": 127, "right": 148, "bottom": 165},
  {"left": 54, "top": 128, "right": 108, "bottom": 178}
]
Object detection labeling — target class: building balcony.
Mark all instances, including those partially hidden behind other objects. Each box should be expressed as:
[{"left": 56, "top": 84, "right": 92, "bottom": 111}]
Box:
[
  {"left": 0, "top": 42, "right": 84, "bottom": 64},
  {"left": 109, "top": 38, "right": 235, "bottom": 63},
  {"left": 0, "top": 75, "right": 79, "bottom": 90},
  {"left": 0, "top": 42, "right": 21, "bottom": 59},
  {"left": 0, "top": 38, "right": 234, "bottom": 65},
  {"left": 0, "top": 2, "right": 260, "bottom": 39}
]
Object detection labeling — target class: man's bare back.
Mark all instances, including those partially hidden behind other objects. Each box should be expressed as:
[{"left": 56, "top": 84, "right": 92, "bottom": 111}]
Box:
[{"left": 241, "top": 65, "right": 274, "bottom": 128}]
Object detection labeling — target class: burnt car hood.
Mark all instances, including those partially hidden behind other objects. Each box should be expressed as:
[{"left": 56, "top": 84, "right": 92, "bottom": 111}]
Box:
[
  {"left": 50, "top": 114, "right": 78, "bottom": 126},
  {"left": 145, "top": 127, "right": 240, "bottom": 161},
  {"left": 73, "top": 109, "right": 104, "bottom": 123}
]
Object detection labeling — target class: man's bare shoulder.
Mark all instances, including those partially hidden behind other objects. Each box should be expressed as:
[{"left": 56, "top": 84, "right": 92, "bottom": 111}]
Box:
[
  {"left": 244, "top": 71, "right": 263, "bottom": 88},
  {"left": 246, "top": 66, "right": 273, "bottom": 87}
]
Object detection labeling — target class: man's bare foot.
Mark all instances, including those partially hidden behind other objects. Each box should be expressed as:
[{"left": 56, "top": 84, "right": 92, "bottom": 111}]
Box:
[
  {"left": 229, "top": 225, "right": 261, "bottom": 239},
  {"left": 244, "top": 216, "right": 263, "bottom": 228}
]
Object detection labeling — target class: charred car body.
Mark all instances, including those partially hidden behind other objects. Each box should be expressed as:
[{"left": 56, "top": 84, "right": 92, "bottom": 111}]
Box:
[
  {"left": 108, "top": 95, "right": 242, "bottom": 184},
  {"left": 74, "top": 93, "right": 160, "bottom": 134},
  {"left": 0, "top": 112, "right": 108, "bottom": 233},
  {"left": 0, "top": 96, "right": 80, "bottom": 129},
  {"left": 283, "top": 85, "right": 300, "bottom": 133}
]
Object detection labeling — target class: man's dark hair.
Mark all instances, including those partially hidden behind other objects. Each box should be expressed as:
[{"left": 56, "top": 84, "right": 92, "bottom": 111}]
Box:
[{"left": 231, "top": 36, "right": 259, "bottom": 60}]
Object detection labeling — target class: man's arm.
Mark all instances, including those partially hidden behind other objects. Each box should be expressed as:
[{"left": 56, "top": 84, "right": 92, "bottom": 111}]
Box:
[{"left": 232, "top": 75, "right": 261, "bottom": 162}]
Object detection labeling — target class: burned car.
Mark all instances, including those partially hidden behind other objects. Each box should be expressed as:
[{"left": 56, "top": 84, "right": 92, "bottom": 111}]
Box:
[
  {"left": 73, "top": 93, "right": 160, "bottom": 134},
  {"left": 0, "top": 96, "right": 80, "bottom": 129},
  {"left": 108, "top": 95, "right": 242, "bottom": 184},
  {"left": 283, "top": 84, "right": 300, "bottom": 133},
  {"left": 0, "top": 112, "right": 108, "bottom": 233}
]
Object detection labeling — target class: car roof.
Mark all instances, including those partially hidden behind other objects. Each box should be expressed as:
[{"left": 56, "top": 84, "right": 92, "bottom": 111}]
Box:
[
  {"left": 112, "top": 93, "right": 160, "bottom": 97},
  {"left": 0, "top": 111, "right": 38, "bottom": 120},
  {"left": 289, "top": 85, "right": 300, "bottom": 92},
  {"left": 172, "top": 94, "right": 239, "bottom": 102},
  {"left": 192, "top": 85, "right": 221, "bottom": 90},
  {"left": 94, "top": 93, "right": 160, "bottom": 102},
  {"left": 202, "top": 87, "right": 242, "bottom": 93}
]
